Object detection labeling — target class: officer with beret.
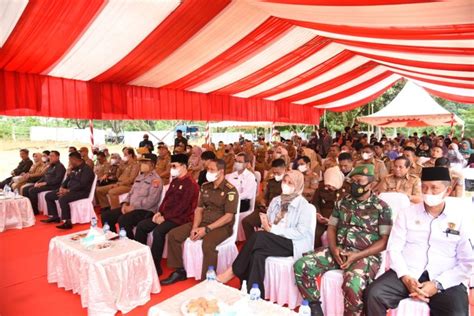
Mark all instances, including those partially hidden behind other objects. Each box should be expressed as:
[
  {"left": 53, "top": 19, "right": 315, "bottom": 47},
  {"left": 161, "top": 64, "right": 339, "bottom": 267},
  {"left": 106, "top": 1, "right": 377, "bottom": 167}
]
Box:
[
  {"left": 294, "top": 164, "right": 393, "bottom": 316},
  {"left": 365, "top": 167, "right": 473, "bottom": 316}
]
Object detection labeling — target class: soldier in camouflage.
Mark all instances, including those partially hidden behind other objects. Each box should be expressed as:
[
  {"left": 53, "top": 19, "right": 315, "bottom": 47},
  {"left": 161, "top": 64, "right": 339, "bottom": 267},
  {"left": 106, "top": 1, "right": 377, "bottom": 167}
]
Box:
[{"left": 294, "top": 164, "right": 393, "bottom": 316}]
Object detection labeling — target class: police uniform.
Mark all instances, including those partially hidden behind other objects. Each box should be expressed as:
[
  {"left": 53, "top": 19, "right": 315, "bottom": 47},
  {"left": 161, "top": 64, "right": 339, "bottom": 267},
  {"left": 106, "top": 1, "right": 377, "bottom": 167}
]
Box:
[
  {"left": 242, "top": 176, "right": 282, "bottom": 240},
  {"left": 294, "top": 165, "right": 392, "bottom": 315},
  {"left": 378, "top": 173, "right": 421, "bottom": 200},
  {"left": 166, "top": 180, "right": 239, "bottom": 280},
  {"left": 311, "top": 181, "right": 349, "bottom": 248},
  {"left": 303, "top": 171, "right": 319, "bottom": 202},
  {"left": 95, "top": 159, "right": 140, "bottom": 209},
  {"left": 365, "top": 167, "right": 473, "bottom": 316}
]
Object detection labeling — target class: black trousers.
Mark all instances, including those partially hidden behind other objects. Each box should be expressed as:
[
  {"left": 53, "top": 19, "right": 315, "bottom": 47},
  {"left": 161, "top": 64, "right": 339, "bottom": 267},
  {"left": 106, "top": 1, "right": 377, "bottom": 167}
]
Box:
[
  {"left": 45, "top": 190, "right": 89, "bottom": 220},
  {"left": 0, "top": 177, "right": 13, "bottom": 188},
  {"left": 23, "top": 185, "right": 59, "bottom": 214},
  {"left": 117, "top": 209, "right": 154, "bottom": 239},
  {"left": 232, "top": 231, "right": 293, "bottom": 298},
  {"left": 135, "top": 218, "right": 179, "bottom": 270},
  {"left": 100, "top": 208, "right": 122, "bottom": 233},
  {"left": 364, "top": 269, "right": 469, "bottom": 316}
]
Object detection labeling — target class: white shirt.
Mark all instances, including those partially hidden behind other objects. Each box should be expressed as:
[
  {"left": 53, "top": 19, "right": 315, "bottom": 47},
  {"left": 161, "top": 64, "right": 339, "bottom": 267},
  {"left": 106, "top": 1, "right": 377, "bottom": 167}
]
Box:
[
  {"left": 225, "top": 169, "right": 257, "bottom": 201},
  {"left": 388, "top": 199, "right": 474, "bottom": 289}
]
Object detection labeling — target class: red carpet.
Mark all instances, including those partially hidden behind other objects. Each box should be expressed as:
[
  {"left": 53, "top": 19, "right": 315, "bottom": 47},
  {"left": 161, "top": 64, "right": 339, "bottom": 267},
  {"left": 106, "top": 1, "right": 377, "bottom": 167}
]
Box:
[{"left": 0, "top": 215, "right": 241, "bottom": 316}]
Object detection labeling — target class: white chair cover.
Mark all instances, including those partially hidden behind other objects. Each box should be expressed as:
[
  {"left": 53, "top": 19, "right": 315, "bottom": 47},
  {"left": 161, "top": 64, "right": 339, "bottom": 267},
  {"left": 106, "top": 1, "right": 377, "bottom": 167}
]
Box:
[
  {"left": 237, "top": 197, "right": 255, "bottom": 242},
  {"left": 262, "top": 207, "right": 317, "bottom": 309},
  {"left": 53, "top": 175, "right": 98, "bottom": 224},
  {"left": 38, "top": 190, "right": 52, "bottom": 214},
  {"left": 378, "top": 192, "right": 411, "bottom": 220},
  {"left": 390, "top": 298, "right": 430, "bottom": 316},
  {"left": 321, "top": 270, "right": 344, "bottom": 316},
  {"left": 183, "top": 202, "right": 241, "bottom": 279}
]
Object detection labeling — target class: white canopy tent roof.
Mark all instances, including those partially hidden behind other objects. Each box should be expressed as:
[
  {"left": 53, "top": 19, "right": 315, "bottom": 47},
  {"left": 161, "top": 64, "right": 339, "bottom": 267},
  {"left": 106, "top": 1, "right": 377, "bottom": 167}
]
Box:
[{"left": 358, "top": 81, "right": 464, "bottom": 128}]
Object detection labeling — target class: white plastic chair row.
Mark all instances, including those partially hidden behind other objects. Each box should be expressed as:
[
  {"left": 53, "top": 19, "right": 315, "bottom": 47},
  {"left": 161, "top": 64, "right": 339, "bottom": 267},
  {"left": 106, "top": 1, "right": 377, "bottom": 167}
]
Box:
[{"left": 236, "top": 171, "right": 260, "bottom": 242}]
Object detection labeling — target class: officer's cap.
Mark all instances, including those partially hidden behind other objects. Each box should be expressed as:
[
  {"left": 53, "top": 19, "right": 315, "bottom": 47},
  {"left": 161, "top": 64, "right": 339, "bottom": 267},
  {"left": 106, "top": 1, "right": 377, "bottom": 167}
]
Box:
[{"left": 138, "top": 153, "right": 157, "bottom": 164}]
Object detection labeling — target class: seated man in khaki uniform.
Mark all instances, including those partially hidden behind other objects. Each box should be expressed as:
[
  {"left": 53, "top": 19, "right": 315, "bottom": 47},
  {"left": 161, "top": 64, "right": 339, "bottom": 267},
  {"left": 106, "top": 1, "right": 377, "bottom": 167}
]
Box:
[
  {"left": 297, "top": 156, "right": 319, "bottom": 202},
  {"left": 95, "top": 147, "right": 140, "bottom": 211},
  {"left": 377, "top": 156, "right": 422, "bottom": 204},
  {"left": 355, "top": 144, "right": 388, "bottom": 187},
  {"left": 402, "top": 146, "right": 422, "bottom": 177},
  {"left": 156, "top": 144, "right": 171, "bottom": 185},
  {"left": 79, "top": 147, "right": 95, "bottom": 169},
  {"left": 161, "top": 159, "right": 239, "bottom": 285},
  {"left": 12, "top": 151, "right": 49, "bottom": 193}
]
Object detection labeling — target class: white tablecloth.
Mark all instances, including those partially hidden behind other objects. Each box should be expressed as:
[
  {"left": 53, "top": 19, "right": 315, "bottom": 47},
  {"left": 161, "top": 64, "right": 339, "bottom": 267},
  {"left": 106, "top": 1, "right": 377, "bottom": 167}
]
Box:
[
  {"left": 148, "top": 281, "right": 298, "bottom": 316},
  {"left": 48, "top": 231, "right": 161, "bottom": 315},
  {"left": 0, "top": 196, "right": 35, "bottom": 232}
]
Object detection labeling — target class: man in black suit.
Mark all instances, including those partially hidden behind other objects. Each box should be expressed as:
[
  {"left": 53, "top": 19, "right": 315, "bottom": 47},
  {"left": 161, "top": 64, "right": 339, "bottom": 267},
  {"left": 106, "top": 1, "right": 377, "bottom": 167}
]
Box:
[
  {"left": 0, "top": 148, "right": 33, "bottom": 188},
  {"left": 42, "top": 152, "right": 95, "bottom": 229},
  {"left": 23, "top": 151, "right": 66, "bottom": 215}
]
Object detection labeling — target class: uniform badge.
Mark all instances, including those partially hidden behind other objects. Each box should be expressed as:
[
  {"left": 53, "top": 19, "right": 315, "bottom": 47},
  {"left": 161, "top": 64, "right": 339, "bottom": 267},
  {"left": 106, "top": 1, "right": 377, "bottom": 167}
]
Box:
[
  {"left": 221, "top": 192, "right": 224, "bottom": 197},
  {"left": 152, "top": 179, "right": 161, "bottom": 188},
  {"left": 179, "top": 185, "right": 183, "bottom": 190},
  {"left": 228, "top": 193, "right": 235, "bottom": 201},
  {"left": 363, "top": 167, "right": 368, "bottom": 174},
  {"left": 447, "top": 222, "right": 456, "bottom": 230}
]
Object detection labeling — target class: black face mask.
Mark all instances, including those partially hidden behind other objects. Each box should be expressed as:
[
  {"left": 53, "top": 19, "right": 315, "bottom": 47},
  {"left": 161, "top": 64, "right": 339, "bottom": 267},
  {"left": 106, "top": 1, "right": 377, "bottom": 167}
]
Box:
[{"left": 351, "top": 182, "right": 370, "bottom": 198}]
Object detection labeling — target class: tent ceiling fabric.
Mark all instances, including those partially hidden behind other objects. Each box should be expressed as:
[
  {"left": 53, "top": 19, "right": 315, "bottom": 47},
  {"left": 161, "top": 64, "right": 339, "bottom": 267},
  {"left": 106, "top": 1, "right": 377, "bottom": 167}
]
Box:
[
  {"left": 358, "top": 81, "right": 465, "bottom": 127},
  {"left": 0, "top": 0, "right": 472, "bottom": 123}
]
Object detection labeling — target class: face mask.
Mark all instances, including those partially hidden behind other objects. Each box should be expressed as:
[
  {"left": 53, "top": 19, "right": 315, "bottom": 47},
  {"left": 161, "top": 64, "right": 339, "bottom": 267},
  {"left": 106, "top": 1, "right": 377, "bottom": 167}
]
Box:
[
  {"left": 361, "top": 152, "right": 373, "bottom": 160},
  {"left": 448, "top": 149, "right": 455, "bottom": 155},
  {"left": 170, "top": 167, "right": 181, "bottom": 178},
  {"left": 140, "top": 164, "right": 151, "bottom": 173},
  {"left": 123, "top": 156, "right": 129, "bottom": 162},
  {"left": 234, "top": 162, "right": 245, "bottom": 171},
  {"left": 206, "top": 171, "right": 218, "bottom": 182},
  {"left": 281, "top": 183, "right": 295, "bottom": 195},
  {"left": 423, "top": 190, "right": 446, "bottom": 207},
  {"left": 274, "top": 174, "right": 284, "bottom": 182},
  {"left": 111, "top": 159, "right": 117, "bottom": 165},
  {"left": 351, "top": 182, "right": 369, "bottom": 198},
  {"left": 42, "top": 157, "right": 48, "bottom": 163},
  {"left": 298, "top": 165, "right": 308, "bottom": 173},
  {"left": 274, "top": 153, "right": 282, "bottom": 159}
]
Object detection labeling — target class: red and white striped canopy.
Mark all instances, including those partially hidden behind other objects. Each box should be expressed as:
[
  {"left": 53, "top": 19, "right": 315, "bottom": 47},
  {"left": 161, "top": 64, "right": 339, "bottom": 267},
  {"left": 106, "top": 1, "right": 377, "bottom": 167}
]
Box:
[{"left": 0, "top": 0, "right": 472, "bottom": 124}]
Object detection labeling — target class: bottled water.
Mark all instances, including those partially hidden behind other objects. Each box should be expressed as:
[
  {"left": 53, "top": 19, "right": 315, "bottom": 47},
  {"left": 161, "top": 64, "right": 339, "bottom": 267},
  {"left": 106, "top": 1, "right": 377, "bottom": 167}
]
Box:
[
  {"left": 240, "top": 280, "right": 248, "bottom": 296},
  {"left": 13, "top": 188, "right": 19, "bottom": 198},
  {"left": 3, "top": 185, "right": 11, "bottom": 197},
  {"left": 249, "top": 283, "right": 261, "bottom": 301},
  {"left": 103, "top": 222, "right": 110, "bottom": 234},
  {"left": 119, "top": 227, "right": 127, "bottom": 239},
  {"left": 206, "top": 266, "right": 217, "bottom": 282},
  {"left": 299, "top": 300, "right": 311, "bottom": 315},
  {"left": 91, "top": 217, "right": 98, "bottom": 229}
]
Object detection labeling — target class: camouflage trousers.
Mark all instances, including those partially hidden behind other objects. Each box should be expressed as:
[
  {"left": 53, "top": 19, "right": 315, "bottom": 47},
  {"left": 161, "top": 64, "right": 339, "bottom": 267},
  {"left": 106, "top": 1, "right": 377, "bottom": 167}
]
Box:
[{"left": 294, "top": 247, "right": 381, "bottom": 316}]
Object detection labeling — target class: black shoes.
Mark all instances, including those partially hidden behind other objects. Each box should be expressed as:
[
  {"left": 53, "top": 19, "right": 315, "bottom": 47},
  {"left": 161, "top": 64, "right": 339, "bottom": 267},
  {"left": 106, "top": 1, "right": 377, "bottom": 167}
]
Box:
[
  {"left": 56, "top": 220, "right": 73, "bottom": 230},
  {"left": 161, "top": 268, "right": 187, "bottom": 285},
  {"left": 309, "top": 301, "right": 324, "bottom": 316},
  {"left": 41, "top": 217, "right": 61, "bottom": 223}
]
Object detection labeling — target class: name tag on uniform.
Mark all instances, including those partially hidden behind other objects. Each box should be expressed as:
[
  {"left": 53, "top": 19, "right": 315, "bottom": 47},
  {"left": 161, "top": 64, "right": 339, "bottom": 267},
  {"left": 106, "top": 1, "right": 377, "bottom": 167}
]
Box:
[{"left": 444, "top": 228, "right": 460, "bottom": 236}]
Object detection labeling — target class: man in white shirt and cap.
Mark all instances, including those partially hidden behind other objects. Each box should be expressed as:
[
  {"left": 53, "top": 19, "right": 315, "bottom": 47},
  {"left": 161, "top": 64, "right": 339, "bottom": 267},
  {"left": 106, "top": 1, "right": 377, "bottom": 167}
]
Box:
[
  {"left": 365, "top": 167, "right": 473, "bottom": 316},
  {"left": 225, "top": 152, "right": 257, "bottom": 214}
]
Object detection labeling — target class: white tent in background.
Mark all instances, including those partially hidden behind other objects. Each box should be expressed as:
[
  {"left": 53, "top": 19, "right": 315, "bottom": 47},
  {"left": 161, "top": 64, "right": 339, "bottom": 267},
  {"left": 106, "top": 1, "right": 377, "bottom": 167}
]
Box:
[
  {"left": 209, "top": 121, "right": 307, "bottom": 129},
  {"left": 358, "top": 81, "right": 464, "bottom": 128}
]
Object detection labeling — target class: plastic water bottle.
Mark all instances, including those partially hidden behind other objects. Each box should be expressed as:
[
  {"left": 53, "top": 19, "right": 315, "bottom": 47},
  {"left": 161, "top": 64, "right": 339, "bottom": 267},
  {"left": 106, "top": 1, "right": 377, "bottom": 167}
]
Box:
[
  {"left": 206, "top": 266, "right": 217, "bottom": 282},
  {"left": 91, "top": 217, "right": 97, "bottom": 229},
  {"left": 299, "top": 300, "right": 311, "bottom": 315},
  {"left": 13, "top": 188, "right": 19, "bottom": 198},
  {"left": 240, "top": 280, "right": 248, "bottom": 297},
  {"left": 3, "top": 184, "right": 11, "bottom": 197},
  {"left": 119, "top": 227, "right": 127, "bottom": 239},
  {"left": 103, "top": 222, "right": 110, "bottom": 234},
  {"left": 249, "top": 283, "right": 261, "bottom": 301}
]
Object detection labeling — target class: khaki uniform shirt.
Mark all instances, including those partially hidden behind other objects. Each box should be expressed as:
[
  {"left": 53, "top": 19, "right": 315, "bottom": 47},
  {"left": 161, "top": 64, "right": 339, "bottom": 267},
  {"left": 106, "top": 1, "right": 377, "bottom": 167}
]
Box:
[
  {"left": 29, "top": 162, "right": 48, "bottom": 178},
  {"left": 303, "top": 171, "right": 320, "bottom": 202},
  {"left": 378, "top": 173, "right": 421, "bottom": 198},
  {"left": 94, "top": 161, "right": 111, "bottom": 179},
  {"left": 223, "top": 153, "right": 235, "bottom": 175},
  {"left": 156, "top": 152, "right": 171, "bottom": 185},
  {"left": 263, "top": 177, "right": 282, "bottom": 207},
  {"left": 198, "top": 180, "right": 239, "bottom": 227},
  {"left": 84, "top": 157, "right": 95, "bottom": 170},
  {"left": 117, "top": 160, "right": 140, "bottom": 186}
]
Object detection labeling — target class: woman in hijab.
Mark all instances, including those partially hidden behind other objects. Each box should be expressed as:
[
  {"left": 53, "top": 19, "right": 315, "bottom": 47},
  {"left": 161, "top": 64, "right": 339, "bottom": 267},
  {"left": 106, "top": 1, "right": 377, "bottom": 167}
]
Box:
[
  {"left": 447, "top": 143, "right": 466, "bottom": 169},
  {"left": 217, "top": 170, "right": 315, "bottom": 297},
  {"left": 187, "top": 146, "right": 203, "bottom": 180},
  {"left": 460, "top": 140, "right": 473, "bottom": 160}
]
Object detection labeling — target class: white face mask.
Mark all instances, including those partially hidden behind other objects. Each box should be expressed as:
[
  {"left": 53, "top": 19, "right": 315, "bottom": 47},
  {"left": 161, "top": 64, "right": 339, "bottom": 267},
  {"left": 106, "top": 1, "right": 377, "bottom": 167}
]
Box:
[
  {"left": 41, "top": 157, "right": 48, "bottom": 163},
  {"left": 423, "top": 189, "right": 447, "bottom": 207},
  {"left": 361, "top": 152, "right": 373, "bottom": 160},
  {"left": 110, "top": 159, "right": 117, "bottom": 165},
  {"left": 297, "top": 165, "right": 308, "bottom": 173},
  {"left": 123, "top": 156, "right": 129, "bottom": 162},
  {"left": 281, "top": 183, "right": 295, "bottom": 195},
  {"left": 234, "top": 162, "right": 245, "bottom": 172},
  {"left": 206, "top": 171, "right": 218, "bottom": 183},
  {"left": 170, "top": 167, "right": 181, "bottom": 178},
  {"left": 274, "top": 153, "right": 282, "bottom": 159},
  {"left": 274, "top": 174, "right": 284, "bottom": 182}
]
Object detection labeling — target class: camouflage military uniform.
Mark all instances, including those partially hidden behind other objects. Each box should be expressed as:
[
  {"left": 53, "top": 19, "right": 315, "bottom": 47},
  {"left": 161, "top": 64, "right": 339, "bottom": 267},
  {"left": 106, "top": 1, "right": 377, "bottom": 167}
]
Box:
[{"left": 294, "top": 194, "right": 392, "bottom": 315}]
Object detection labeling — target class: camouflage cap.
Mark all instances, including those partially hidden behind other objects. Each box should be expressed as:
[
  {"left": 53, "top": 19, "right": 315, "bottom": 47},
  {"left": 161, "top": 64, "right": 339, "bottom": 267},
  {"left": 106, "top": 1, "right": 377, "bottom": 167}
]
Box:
[{"left": 348, "top": 164, "right": 374, "bottom": 177}]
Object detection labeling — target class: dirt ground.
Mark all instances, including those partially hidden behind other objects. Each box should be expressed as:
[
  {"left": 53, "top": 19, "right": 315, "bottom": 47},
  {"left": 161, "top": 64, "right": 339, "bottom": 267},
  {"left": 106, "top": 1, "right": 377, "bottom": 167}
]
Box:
[{"left": 0, "top": 141, "right": 125, "bottom": 180}]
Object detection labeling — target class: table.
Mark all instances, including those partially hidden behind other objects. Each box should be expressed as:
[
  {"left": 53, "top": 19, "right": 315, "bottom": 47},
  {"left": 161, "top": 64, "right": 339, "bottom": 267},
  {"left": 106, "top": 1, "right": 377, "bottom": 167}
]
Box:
[
  {"left": 48, "top": 231, "right": 161, "bottom": 315},
  {"left": 0, "top": 195, "right": 35, "bottom": 232},
  {"left": 148, "top": 281, "right": 298, "bottom": 316}
]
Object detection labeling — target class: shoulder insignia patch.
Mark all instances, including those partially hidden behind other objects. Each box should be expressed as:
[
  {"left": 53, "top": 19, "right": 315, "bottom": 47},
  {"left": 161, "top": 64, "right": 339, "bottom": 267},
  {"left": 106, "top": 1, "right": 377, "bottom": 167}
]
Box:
[
  {"left": 228, "top": 193, "right": 235, "bottom": 201},
  {"left": 152, "top": 179, "right": 161, "bottom": 188}
]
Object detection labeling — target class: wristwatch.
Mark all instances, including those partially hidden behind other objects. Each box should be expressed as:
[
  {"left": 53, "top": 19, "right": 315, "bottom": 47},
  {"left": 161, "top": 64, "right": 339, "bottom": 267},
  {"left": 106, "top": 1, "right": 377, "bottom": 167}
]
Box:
[
  {"left": 205, "top": 226, "right": 212, "bottom": 234},
  {"left": 432, "top": 280, "right": 444, "bottom": 293}
]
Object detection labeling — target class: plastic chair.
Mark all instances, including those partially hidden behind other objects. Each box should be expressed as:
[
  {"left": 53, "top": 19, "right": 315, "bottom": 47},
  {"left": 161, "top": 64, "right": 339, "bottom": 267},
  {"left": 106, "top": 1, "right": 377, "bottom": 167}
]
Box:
[
  {"left": 262, "top": 205, "right": 317, "bottom": 309},
  {"left": 38, "top": 174, "right": 68, "bottom": 214},
  {"left": 182, "top": 202, "right": 241, "bottom": 280},
  {"left": 236, "top": 171, "right": 260, "bottom": 242},
  {"left": 52, "top": 175, "right": 98, "bottom": 224},
  {"left": 389, "top": 298, "right": 430, "bottom": 316}
]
